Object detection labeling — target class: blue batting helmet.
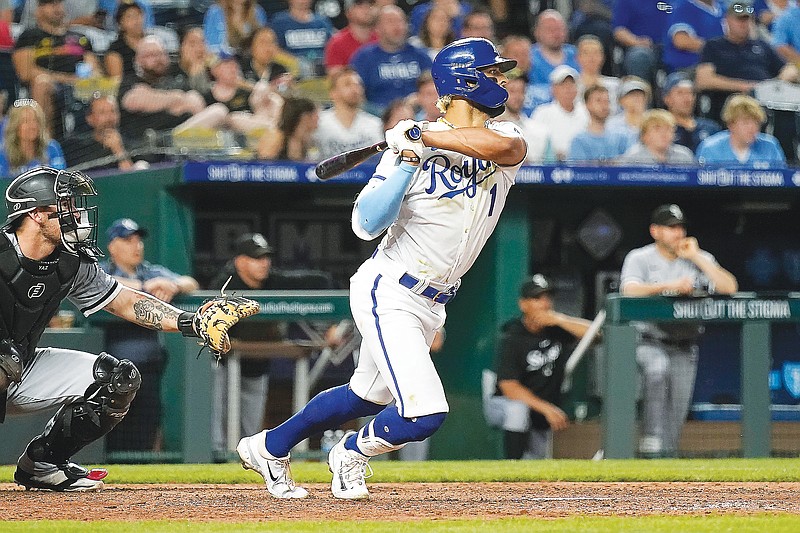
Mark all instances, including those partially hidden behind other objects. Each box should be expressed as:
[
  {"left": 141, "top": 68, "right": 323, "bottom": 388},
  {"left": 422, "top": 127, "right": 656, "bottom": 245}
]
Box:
[{"left": 431, "top": 38, "right": 516, "bottom": 113}]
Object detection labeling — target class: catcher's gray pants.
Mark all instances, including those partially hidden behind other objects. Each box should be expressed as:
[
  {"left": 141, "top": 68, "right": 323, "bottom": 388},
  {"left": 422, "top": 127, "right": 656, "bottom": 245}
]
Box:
[
  {"left": 212, "top": 364, "right": 268, "bottom": 452},
  {"left": 484, "top": 395, "right": 553, "bottom": 459},
  {"left": 636, "top": 341, "right": 699, "bottom": 454},
  {"left": 6, "top": 347, "right": 96, "bottom": 417}
]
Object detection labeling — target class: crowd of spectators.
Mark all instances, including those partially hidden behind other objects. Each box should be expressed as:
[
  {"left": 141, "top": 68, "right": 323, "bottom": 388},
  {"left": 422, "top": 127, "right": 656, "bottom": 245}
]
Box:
[{"left": 0, "top": 0, "right": 797, "bottom": 179}]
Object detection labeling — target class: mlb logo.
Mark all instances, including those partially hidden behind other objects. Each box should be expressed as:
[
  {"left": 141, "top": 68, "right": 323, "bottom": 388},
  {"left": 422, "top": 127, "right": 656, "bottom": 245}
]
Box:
[{"left": 782, "top": 362, "right": 800, "bottom": 399}]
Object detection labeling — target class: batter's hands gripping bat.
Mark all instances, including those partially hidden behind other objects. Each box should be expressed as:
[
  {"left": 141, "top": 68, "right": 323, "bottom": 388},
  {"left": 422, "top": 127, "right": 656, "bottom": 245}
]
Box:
[{"left": 315, "top": 126, "right": 422, "bottom": 180}]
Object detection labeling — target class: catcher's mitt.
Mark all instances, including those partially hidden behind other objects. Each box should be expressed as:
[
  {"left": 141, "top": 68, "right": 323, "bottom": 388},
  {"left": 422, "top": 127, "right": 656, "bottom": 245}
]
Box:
[{"left": 178, "top": 286, "right": 260, "bottom": 357}]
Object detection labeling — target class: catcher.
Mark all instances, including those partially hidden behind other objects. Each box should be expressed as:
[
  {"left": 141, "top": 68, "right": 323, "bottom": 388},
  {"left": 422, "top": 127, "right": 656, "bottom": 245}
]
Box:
[{"left": 0, "top": 167, "right": 258, "bottom": 491}]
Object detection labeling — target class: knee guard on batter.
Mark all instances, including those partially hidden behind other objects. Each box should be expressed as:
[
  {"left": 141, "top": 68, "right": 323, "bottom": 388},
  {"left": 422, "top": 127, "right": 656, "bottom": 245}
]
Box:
[
  {"left": 350, "top": 405, "right": 447, "bottom": 457},
  {"left": 24, "top": 352, "right": 141, "bottom": 464}
]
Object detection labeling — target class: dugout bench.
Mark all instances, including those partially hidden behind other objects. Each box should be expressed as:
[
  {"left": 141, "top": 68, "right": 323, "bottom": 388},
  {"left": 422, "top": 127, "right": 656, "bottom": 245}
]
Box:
[{"left": 603, "top": 292, "right": 800, "bottom": 459}]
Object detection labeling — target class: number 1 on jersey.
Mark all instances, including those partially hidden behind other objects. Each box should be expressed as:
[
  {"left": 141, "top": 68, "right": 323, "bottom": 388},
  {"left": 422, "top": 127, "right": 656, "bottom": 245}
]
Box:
[{"left": 487, "top": 183, "right": 497, "bottom": 217}]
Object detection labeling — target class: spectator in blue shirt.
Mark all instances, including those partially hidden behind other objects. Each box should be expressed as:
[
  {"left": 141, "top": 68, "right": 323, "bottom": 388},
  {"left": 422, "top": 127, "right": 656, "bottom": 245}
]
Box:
[
  {"left": 612, "top": 0, "right": 671, "bottom": 83},
  {"left": 662, "top": 0, "right": 724, "bottom": 72},
  {"left": 697, "top": 94, "right": 786, "bottom": 166},
  {"left": 753, "top": 0, "right": 796, "bottom": 36},
  {"left": 270, "top": 0, "right": 333, "bottom": 78},
  {"left": 0, "top": 98, "right": 65, "bottom": 179},
  {"left": 350, "top": 5, "right": 432, "bottom": 115},
  {"left": 695, "top": 0, "right": 799, "bottom": 159},
  {"left": 409, "top": 0, "right": 470, "bottom": 39},
  {"left": 204, "top": 0, "right": 267, "bottom": 54},
  {"left": 524, "top": 9, "right": 580, "bottom": 115},
  {"left": 569, "top": 84, "right": 630, "bottom": 163},
  {"left": 661, "top": 72, "right": 721, "bottom": 152},
  {"left": 772, "top": 4, "right": 800, "bottom": 65}
]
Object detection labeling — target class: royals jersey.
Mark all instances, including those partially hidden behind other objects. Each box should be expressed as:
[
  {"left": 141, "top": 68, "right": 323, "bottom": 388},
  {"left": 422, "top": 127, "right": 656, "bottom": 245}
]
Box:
[{"left": 356, "top": 120, "right": 526, "bottom": 285}]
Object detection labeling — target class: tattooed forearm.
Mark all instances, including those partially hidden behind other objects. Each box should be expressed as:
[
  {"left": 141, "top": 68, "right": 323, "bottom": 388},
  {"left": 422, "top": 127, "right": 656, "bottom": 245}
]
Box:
[{"left": 132, "top": 295, "right": 180, "bottom": 330}]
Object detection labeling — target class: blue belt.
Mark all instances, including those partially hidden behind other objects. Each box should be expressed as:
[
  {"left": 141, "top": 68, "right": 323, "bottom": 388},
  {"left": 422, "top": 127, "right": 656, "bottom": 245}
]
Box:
[{"left": 398, "top": 273, "right": 457, "bottom": 304}]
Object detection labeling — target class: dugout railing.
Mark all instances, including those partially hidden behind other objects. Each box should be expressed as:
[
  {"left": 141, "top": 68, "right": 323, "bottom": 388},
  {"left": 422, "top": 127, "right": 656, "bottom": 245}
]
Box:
[{"left": 603, "top": 292, "right": 800, "bottom": 459}]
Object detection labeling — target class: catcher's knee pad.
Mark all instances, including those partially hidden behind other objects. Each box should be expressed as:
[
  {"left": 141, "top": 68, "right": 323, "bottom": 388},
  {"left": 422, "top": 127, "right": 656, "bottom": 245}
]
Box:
[
  {"left": 26, "top": 353, "right": 142, "bottom": 464},
  {"left": 88, "top": 352, "right": 142, "bottom": 419}
]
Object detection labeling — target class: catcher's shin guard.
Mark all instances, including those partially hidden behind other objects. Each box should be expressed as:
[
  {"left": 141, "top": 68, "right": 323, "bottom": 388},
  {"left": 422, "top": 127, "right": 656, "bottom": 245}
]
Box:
[{"left": 24, "top": 352, "right": 141, "bottom": 464}]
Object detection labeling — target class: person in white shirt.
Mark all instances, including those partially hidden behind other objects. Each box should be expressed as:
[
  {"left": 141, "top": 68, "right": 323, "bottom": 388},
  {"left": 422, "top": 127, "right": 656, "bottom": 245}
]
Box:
[
  {"left": 498, "top": 71, "right": 549, "bottom": 163},
  {"left": 530, "top": 65, "right": 589, "bottom": 161},
  {"left": 314, "top": 66, "right": 383, "bottom": 160}
]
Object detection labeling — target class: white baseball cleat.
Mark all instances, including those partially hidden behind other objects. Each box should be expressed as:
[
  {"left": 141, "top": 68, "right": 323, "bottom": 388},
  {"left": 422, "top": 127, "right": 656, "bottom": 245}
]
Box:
[
  {"left": 328, "top": 430, "right": 372, "bottom": 500},
  {"left": 237, "top": 430, "right": 308, "bottom": 499}
]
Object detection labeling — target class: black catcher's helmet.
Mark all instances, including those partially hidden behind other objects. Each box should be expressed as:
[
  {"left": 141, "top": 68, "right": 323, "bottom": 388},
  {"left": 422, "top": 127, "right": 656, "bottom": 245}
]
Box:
[{"left": 3, "top": 167, "right": 102, "bottom": 257}]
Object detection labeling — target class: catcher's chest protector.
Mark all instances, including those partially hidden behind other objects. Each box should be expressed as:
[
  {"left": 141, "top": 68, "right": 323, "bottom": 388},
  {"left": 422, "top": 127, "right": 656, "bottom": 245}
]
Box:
[{"left": 0, "top": 232, "right": 80, "bottom": 363}]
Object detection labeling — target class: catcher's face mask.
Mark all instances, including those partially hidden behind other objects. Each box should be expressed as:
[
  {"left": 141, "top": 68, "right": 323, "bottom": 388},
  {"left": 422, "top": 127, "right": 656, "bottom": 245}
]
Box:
[{"left": 54, "top": 170, "right": 102, "bottom": 258}]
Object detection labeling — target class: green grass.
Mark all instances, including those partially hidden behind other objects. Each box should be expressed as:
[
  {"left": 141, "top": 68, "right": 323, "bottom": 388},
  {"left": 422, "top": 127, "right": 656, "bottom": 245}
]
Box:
[
  {"left": 3, "top": 458, "right": 800, "bottom": 484},
  {"left": 3, "top": 516, "right": 800, "bottom": 533}
]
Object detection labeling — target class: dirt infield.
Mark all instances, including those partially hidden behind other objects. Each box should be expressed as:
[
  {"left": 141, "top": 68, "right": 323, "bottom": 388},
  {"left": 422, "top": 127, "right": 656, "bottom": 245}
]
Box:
[{"left": 2, "top": 482, "right": 800, "bottom": 521}]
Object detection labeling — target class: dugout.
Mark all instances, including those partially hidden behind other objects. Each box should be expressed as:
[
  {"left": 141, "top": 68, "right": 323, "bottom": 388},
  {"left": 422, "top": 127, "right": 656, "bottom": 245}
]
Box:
[{"left": 2, "top": 162, "right": 800, "bottom": 461}]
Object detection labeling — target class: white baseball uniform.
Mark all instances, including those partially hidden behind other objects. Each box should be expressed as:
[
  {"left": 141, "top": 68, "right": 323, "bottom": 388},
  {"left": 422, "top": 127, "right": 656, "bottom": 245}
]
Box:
[{"left": 348, "top": 119, "right": 526, "bottom": 418}]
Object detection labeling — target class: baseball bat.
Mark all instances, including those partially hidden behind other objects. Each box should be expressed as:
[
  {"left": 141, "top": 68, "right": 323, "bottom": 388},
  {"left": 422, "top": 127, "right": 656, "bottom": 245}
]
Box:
[{"left": 315, "top": 126, "right": 421, "bottom": 180}]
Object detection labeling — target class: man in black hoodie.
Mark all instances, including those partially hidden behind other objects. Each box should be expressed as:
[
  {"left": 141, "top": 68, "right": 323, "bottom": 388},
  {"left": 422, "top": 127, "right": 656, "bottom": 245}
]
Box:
[{"left": 489, "top": 274, "right": 594, "bottom": 459}]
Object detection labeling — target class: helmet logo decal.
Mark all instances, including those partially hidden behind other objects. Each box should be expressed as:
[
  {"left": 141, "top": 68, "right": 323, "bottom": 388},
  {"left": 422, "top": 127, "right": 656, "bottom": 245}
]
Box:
[{"left": 28, "top": 283, "right": 46, "bottom": 298}]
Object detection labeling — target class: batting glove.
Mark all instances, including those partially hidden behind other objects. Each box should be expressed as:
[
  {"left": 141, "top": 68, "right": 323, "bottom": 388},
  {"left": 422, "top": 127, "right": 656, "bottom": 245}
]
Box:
[{"left": 385, "top": 119, "right": 427, "bottom": 159}]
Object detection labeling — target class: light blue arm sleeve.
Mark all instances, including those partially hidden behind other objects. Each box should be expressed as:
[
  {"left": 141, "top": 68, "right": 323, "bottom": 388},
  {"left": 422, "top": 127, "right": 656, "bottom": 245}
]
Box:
[
  {"left": 354, "top": 162, "right": 417, "bottom": 239},
  {"left": 204, "top": 6, "right": 225, "bottom": 52}
]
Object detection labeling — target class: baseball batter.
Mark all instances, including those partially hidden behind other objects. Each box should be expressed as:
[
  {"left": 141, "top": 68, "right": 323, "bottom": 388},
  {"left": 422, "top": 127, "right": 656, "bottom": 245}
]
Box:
[
  {"left": 237, "top": 37, "right": 528, "bottom": 500},
  {"left": 0, "top": 167, "right": 254, "bottom": 491}
]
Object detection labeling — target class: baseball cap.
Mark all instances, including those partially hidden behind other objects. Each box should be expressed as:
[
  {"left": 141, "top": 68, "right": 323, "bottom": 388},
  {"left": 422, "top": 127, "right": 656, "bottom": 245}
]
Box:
[
  {"left": 520, "top": 274, "right": 554, "bottom": 299},
  {"left": 38, "top": 0, "right": 64, "bottom": 4},
  {"left": 619, "top": 79, "right": 649, "bottom": 98},
  {"left": 663, "top": 72, "right": 693, "bottom": 95},
  {"left": 727, "top": 0, "right": 755, "bottom": 16},
  {"left": 236, "top": 233, "right": 274, "bottom": 258},
  {"left": 106, "top": 218, "right": 148, "bottom": 241},
  {"left": 549, "top": 65, "right": 579, "bottom": 85},
  {"left": 651, "top": 204, "right": 687, "bottom": 227}
]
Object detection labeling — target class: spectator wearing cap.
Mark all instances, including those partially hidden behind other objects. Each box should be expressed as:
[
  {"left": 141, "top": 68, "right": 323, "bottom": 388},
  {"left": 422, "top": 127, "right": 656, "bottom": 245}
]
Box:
[
  {"left": 203, "top": 0, "right": 267, "bottom": 54},
  {"left": 349, "top": 5, "right": 432, "bottom": 115},
  {"left": 497, "top": 72, "right": 549, "bottom": 163},
  {"left": 209, "top": 232, "right": 336, "bottom": 454},
  {"left": 270, "top": 0, "right": 334, "bottom": 78},
  {"left": 568, "top": 84, "right": 630, "bottom": 163},
  {"left": 104, "top": 0, "right": 145, "bottom": 80},
  {"left": 617, "top": 109, "right": 696, "bottom": 164},
  {"left": 621, "top": 204, "right": 737, "bottom": 457},
  {"left": 530, "top": 65, "right": 589, "bottom": 161},
  {"left": 314, "top": 66, "right": 382, "bottom": 160},
  {"left": 324, "top": 0, "right": 378, "bottom": 74},
  {"left": 524, "top": 10, "right": 580, "bottom": 115},
  {"left": 696, "top": 93, "right": 786, "bottom": 166},
  {"left": 662, "top": 72, "right": 721, "bottom": 153},
  {"left": 661, "top": 0, "right": 724, "bottom": 73},
  {"left": 606, "top": 76, "right": 651, "bottom": 147},
  {"left": 100, "top": 218, "right": 199, "bottom": 453},
  {"left": 485, "top": 274, "right": 596, "bottom": 460},
  {"left": 695, "top": 0, "right": 799, "bottom": 159},
  {"left": 611, "top": 0, "right": 670, "bottom": 83}
]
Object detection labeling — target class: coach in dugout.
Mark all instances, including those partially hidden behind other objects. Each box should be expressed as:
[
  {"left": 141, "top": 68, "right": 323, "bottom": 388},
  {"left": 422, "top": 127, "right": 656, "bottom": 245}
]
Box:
[{"left": 486, "top": 275, "right": 595, "bottom": 460}]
